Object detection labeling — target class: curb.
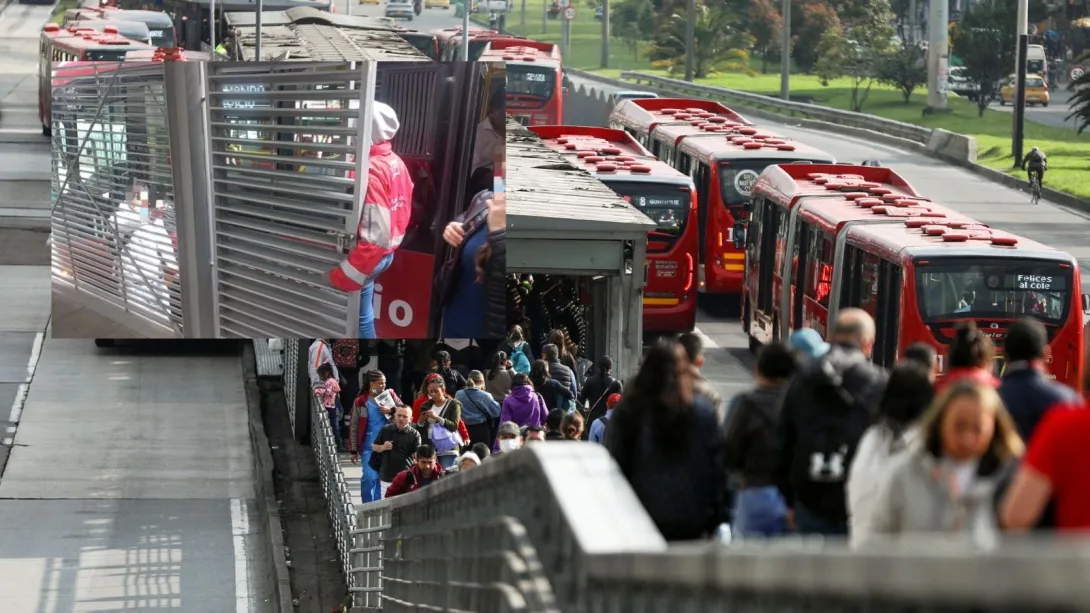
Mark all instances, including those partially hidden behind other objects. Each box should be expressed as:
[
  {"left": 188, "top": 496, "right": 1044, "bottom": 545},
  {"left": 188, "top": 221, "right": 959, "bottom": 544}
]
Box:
[
  {"left": 242, "top": 342, "right": 296, "bottom": 613},
  {"left": 564, "top": 68, "right": 1090, "bottom": 215}
]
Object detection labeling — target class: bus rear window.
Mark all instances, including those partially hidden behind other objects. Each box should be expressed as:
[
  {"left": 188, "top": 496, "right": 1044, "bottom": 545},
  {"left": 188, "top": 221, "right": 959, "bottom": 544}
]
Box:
[
  {"left": 608, "top": 181, "right": 690, "bottom": 237},
  {"left": 914, "top": 260, "right": 1071, "bottom": 323},
  {"left": 507, "top": 64, "right": 557, "bottom": 100},
  {"left": 718, "top": 160, "right": 823, "bottom": 206}
]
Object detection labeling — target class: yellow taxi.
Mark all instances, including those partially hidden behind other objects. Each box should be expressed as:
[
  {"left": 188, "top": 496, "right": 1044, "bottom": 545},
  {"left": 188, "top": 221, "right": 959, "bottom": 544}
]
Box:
[
  {"left": 999, "top": 73, "right": 1050, "bottom": 107},
  {"left": 425, "top": 0, "right": 450, "bottom": 8}
]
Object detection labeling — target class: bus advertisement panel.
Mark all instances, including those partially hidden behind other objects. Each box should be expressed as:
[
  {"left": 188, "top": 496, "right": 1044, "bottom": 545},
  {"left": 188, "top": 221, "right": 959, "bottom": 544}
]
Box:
[{"left": 530, "top": 125, "right": 698, "bottom": 332}]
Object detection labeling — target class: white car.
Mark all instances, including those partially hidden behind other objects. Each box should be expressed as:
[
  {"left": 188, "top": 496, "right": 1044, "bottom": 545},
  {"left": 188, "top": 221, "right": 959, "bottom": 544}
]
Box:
[
  {"left": 385, "top": 0, "right": 414, "bottom": 20},
  {"left": 612, "top": 90, "right": 658, "bottom": 102}
]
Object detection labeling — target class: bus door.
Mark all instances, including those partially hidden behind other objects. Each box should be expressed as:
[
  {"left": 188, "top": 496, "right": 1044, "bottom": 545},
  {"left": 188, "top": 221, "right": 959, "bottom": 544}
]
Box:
[
  {"left": 790, "top": 217, "right": 810, "bottom": 331},
  {"left": 873, "top": 258, "right": 902, "bottom": 367},
  {"left": 692, "top": 159, "right": 710, "bottom": 266},
  {"left": 755, "top": 197, "right": 778, "bottom": 319},
  {"left": 838, "top": 243, "right": 902, "bottom": 368}
]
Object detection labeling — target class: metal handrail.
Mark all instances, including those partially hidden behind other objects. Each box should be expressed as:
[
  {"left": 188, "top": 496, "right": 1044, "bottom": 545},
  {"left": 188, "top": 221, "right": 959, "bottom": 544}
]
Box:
[{"left": 309, "top": 385, "right": 359, "bottom": 587}]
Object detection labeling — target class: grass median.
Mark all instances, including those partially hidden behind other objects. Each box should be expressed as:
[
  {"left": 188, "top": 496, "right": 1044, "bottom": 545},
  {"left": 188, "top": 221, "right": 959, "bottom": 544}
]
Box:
[
  {"left": 595, "top": 69, "right": 1090, "bottom": 201},
  {"left": 51, "top": 0, "right": 80, "bottom": 24},
  {"left": 497, "top": 3, "right": 1090, "bottom": 201}
]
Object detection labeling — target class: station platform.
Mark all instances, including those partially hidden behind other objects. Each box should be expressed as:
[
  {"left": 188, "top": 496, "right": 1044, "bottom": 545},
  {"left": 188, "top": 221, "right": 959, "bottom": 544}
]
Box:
[{"left": 0, "top": 291, "right": 275, "bottom": 612}]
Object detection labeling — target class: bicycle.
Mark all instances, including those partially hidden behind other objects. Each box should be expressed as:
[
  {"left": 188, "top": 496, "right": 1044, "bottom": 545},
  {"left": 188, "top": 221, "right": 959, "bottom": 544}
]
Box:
[{"left": 1029, "top": 173, "right": 1043, "bottom": 205}]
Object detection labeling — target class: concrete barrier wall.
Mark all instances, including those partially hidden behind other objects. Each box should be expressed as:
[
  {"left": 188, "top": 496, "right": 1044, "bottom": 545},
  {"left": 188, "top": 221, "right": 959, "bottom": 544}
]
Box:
[{"left": 563, "top": 68, "right": 1090, "bottom": 214}]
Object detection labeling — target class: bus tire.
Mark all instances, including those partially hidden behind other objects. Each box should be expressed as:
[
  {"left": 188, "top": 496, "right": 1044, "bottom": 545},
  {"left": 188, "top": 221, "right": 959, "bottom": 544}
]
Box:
[{"left": 94, "top": 339, "right": 115, "bottom": 348}]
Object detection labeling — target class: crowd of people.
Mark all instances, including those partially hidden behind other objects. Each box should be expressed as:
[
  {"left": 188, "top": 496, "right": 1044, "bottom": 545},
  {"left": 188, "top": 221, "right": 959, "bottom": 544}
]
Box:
[
  {"left": 306, "top": 327, "right": 620, "bottom": 503},
  {"left": 305, "top": 310, "right": 1090, "bottom": 542},
  {"left": 606, "top": 308, "right": 1090, "bottom": 544}
]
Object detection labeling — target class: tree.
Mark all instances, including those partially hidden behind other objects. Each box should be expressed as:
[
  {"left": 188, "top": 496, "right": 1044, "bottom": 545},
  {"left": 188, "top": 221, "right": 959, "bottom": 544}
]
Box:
[
  {"left": 746, "top": 0, "right": 784, "bottom": 74},
  {"left": 811, "top": 0, "right": 895, "bottom": 112},
  {"left": 1066, "top": 61, "right": 1090, "bottom": 134},
  {"left": 792, "top": 0, "right": 841, "bottom": 73},
  {"left": 646, "top": 3, "right": 755, "bottom": 79},
  {"left": 951, "top": 0, "right": 1015, "bottom": 117},
  {"left": 611, "top": 0, "right": 655, "bottom": 61},
  {"left": 876, "top": 42, "right": 927, "bottom": 102}
]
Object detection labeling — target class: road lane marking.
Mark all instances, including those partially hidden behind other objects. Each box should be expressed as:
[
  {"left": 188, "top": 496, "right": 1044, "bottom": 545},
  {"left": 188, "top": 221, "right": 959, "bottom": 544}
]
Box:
[{"left": 231, "top": 498, "right": 252, "bottom": 613}]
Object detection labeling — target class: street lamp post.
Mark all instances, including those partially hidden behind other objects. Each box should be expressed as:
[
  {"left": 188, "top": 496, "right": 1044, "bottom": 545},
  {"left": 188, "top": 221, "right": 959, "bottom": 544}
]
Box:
[
  {"left": 1011, "top": 0, "right": 1029, "bottom": 166},
  {"left": 600, "top": 0, "right": 610, "bottom": 69},
  {"left": 684, "top": 0, "right": 695, "bottom": 81},
  {"left": 780, "top": 0, "right": 790, "bottom": 100}
]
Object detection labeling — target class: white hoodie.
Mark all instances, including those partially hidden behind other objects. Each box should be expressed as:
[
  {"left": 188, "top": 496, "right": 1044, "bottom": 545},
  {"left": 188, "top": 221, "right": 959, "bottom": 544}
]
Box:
[{"left": 846, "top": 423, "right": 920, "bottom": 548}]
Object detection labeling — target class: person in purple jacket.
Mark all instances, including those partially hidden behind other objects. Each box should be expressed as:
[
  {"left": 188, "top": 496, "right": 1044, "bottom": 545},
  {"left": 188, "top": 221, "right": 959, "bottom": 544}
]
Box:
[{"left": 496, "top": 373, "right": 546, "bottom": 451}]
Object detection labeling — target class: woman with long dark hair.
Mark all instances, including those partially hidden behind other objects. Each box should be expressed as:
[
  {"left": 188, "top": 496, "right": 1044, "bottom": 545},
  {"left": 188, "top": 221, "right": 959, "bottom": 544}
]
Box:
[
  {"left": 547, "top": 328, "right": 583, "bottom": 387},
  {"left": 847, "top": 360, "right": 935, "bottom": 547},
  {"left": 529, "top": 359, "right": 574, "bottom": 411},
  {"left": 604, "top": 339, "right": 728, "bottom": 541},
  {"left": 485, "top": 350, "right": 515, "bottom": 403},
  {"left": 937, "top": 321, "right": 1000, "bottom": 392}
]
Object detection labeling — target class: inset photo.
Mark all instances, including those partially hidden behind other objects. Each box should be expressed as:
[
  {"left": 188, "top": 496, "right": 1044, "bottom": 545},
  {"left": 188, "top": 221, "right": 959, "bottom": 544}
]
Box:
[{"left": 50, "top": 60, "right": 507, "bottom": 339}]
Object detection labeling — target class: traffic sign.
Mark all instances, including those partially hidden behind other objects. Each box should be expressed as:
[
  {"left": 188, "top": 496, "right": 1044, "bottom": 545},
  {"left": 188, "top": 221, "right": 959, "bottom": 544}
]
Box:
[
  {"left": 1072, "top": 66, "right": 1085, "bottom": 82},
  {"left": 564, "top": 6, "right": 575, "bottom": 19}
]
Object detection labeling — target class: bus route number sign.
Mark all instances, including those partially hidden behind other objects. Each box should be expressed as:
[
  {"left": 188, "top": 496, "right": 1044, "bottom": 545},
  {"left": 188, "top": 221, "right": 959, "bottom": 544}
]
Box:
[{"left": 1016, "top": 274, "right": 1054, "bottom": 291}]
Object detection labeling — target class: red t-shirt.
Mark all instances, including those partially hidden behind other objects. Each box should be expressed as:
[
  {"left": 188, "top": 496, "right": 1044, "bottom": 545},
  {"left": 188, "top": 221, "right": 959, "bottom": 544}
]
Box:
[{"left": 1023, "top": 404, "right": 1090, "bottom": 531}]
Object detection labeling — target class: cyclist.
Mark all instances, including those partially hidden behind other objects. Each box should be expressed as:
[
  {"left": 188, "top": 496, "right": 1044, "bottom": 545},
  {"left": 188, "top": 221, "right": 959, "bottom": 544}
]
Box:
[{"left": 1022, "top": 146, "right": 1047, "bottom": 191}]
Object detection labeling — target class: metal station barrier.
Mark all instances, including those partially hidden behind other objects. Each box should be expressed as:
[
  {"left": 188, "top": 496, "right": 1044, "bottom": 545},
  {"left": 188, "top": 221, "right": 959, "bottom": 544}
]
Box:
[{"left": 52, "top": 60, "right": 483, "bottom": 338}]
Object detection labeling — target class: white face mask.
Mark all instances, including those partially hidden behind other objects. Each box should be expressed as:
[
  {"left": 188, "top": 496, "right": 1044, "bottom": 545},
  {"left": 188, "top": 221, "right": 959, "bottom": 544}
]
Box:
[{"left": 498, "top": 438, "right": 521, "bottom": 453}]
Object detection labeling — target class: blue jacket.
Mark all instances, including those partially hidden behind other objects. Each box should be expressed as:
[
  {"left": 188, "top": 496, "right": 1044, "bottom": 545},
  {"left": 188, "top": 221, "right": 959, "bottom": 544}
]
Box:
[
  {"left": 360, "top": 399, "right": 387, "bottom": 461},
  {"left": 588, "top": 410, "right": 613, "bottom": 443},
  {"left": 998, "top": 362, "right": 1078, "bottom": 441},
  {"left": 455, "top": 387, "right": 501, "bottom": 425}
]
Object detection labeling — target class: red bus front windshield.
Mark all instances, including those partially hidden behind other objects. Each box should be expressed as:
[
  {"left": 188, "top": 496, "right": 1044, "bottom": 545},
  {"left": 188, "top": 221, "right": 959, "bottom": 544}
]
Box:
[
  {"left": 915, "top": 259, "right": 1071, "bottom": 325},
  {"left": 609, "top": 181, "right": 691, "bottom": 248},
  {"left": 718, "top": 160, "right": 769, "bottom": 209},
  {"left": 507, "top": 64, "right": 557, "bottom": 107}
]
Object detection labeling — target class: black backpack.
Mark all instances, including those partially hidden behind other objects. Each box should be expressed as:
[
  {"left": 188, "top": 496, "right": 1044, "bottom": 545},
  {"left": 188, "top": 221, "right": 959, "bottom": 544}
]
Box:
[{"left": 789, "top": 382, "right": 872, "bottom": 519}]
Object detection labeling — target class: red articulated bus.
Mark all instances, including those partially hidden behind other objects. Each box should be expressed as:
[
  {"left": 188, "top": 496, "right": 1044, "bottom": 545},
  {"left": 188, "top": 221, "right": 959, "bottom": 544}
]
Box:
[
  {"left": 743, "top": 163, "right": 957, "bottom": 349},
  {"left": 608, "top": 97, "right": 754, "bottom": 150},
  {"left": 481, "top": 39, "right": 562, "bottom": 126},
  {"left": 530, "top": 125, "right": 700, "bottom": 333},
  {"left": 62, "top": 6, "right": 177, "bottom": 47},
  {"left": 38, "top": 24, "right": 157, "bottom": 135},
  {"left": 639, "top": 116, "right": 836, "bottom": 299},
  {"left": 395, "top": 27, "right": 439, "bottom": 59}
]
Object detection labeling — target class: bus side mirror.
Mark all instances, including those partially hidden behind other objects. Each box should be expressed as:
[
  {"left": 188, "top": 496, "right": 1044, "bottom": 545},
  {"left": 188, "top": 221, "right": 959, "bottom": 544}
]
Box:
[
  {"left": 1082, "top": 293, "right": 1090, "bottom": 314},
  {"left": 732, "top": 222, "right": 746, "bottom": 250}
]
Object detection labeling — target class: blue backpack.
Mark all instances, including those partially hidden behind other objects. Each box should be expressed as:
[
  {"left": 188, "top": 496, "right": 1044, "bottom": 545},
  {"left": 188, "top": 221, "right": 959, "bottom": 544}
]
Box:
[
  {"left": 509, "top": 343, "right": 531, "bottom": 374},
  {"left": 555, "top": 388, "right": 575, "bottom": 412}
]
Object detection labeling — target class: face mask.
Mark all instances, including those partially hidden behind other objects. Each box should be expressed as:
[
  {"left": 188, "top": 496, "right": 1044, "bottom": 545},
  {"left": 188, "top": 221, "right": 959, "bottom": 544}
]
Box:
[{"left": 498, "top": 438, "right": 521, "bottom": 453}]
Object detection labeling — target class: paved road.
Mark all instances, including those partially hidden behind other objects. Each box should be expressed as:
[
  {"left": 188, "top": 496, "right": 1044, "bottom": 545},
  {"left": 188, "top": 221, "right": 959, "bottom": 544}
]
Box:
[
  {"left": 566, "top": 72, "right": 1090, "bottom": 403},
  {"left": 0, "top": 5, "right": 274, "bottom": 611},
  {"left": 985, "top": 88, "right": 1083, "bottom": 132}
]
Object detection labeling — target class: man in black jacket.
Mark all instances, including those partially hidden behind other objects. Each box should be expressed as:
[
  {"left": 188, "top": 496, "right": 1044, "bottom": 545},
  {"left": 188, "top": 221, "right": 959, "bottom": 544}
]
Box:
[
  {"left": 371, "top": 405, "right": 423, "bottom": 498},
  {"left": 998, "top": 317, "right": 1078, "bottom": 441},
  {"left": 774, "top": 309, "right": 888, "bottom": 536},
  {"left": 578, "top": 355, "right": 623, "bottom": 438},
  {"left": 543, "top": 344, "right": 577, "bottom": 399}
]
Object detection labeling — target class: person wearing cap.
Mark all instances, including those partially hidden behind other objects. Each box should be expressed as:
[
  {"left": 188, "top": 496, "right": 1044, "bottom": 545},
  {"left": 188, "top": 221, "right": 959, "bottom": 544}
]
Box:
[
  {"left": 789, "top": 328, "right": 829, "bottom": 362},
  {"left": 494, "top": 421, "right": 522, "bottom": 455},
  {"left": 454, "top": 451, "right": 482, "bottom": 473},
  {"left": 588, "top": 393, "right": 621, "bottom": 444},
  {"left": 328, "top": 101, "right": 414, "bottom": 339}
]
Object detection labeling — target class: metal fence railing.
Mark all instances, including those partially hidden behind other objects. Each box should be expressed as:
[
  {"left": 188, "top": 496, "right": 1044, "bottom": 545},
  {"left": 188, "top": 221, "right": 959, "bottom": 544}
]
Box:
[{"left": 308, "top": 380, "right": 358, "bottom": 586}]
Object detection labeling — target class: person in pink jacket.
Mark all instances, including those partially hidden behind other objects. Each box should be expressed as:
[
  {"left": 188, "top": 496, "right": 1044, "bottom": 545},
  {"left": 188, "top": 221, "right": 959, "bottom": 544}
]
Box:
[{"left": 328, "top": 101, "right": 414, "bottom": 338}]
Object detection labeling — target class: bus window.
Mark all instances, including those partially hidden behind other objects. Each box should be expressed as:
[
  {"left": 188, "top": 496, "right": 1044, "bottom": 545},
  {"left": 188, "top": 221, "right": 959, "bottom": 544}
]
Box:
[
  {"left": 678, "top": 152, "right": 691, "bottom": 175},
  {"left": 858, "top": 251, "right": 881, "bottom": 319},
  {"left": 772, "top": 208, "right": 788, "bottom": 276},
  {"left": 791, "top": 220, "right": 810, "bottom": 329},
  {"left": 805, "top": 227, "right": 833, "bottom": 307},
  {"left": 841, "top": 245, "right": 861, "bottom": 307},
  {"left": 875, "top": 259, "right": 902, "bottom": 368},
  {"left": 914, "top": 261, "right": 1071, "bottom": 323},
  {"left": 653, "top": 140, "right": 664, "bottom": 160}
]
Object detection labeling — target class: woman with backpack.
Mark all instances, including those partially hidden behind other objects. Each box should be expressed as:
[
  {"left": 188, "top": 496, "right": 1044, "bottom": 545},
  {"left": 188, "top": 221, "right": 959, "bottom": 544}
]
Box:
[
  {"left": 416, "top": 374, "right": 465, "bottom": 470},
  {"left": 505, "top": 325, "right": 533, "bottom": 375},
  {"left": 456, "top": 370, "right": 502, "bottom": 451},
  {"left": 529, "top": 359, "right": 574, "bottom": 411},
  {"left": 579, "top": 355, "right": 623, "bottom": 440}
]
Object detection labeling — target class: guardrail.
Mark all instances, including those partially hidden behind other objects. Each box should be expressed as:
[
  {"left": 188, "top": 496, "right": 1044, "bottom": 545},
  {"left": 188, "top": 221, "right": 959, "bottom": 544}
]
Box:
[{"left": 616, "top": 71, "right": 934, "bottom": 145}]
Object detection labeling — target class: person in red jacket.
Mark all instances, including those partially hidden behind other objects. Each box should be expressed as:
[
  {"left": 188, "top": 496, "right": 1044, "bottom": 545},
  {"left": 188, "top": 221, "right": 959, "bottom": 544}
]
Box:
[
  {"left": 935, "top": 321, "right": 1000, "bottom": 393},
  {"left": 328, "top": 101, "right": 414, "bottom": 339},
  {"left": 385, "top": 443, "right": 445, "bottom": 498}
]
